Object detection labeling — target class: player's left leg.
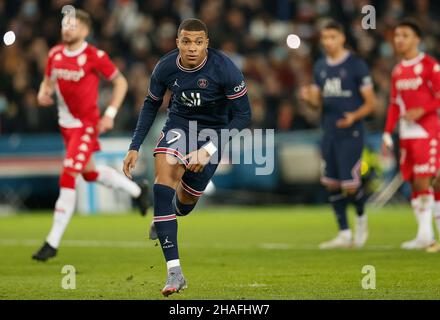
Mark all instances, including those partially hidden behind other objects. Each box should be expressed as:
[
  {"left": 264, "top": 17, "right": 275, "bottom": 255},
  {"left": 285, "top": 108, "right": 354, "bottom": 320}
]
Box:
[
  {"left": 401, "top": 138, "right": 437, "bottom": 250},
  {"left": 81, "top": 156, "right": 149, "bottom": 216},
  {"left": 429, "top": 173, "right": 440, "bottom": 252}
]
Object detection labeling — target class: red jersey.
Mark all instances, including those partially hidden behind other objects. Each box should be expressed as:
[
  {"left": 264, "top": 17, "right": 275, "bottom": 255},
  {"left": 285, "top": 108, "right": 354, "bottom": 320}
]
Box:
[
  {"left": 384, "top": 53, "right": 440, "bottom": 139},
  {"left": 45, "top": 42, "right": 118, "bottom": 128}
]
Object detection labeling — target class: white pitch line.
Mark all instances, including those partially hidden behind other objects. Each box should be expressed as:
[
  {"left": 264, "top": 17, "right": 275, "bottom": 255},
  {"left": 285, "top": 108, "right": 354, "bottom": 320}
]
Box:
[{"left": 0, "top": 239, "right": 398, "bottom": 250}]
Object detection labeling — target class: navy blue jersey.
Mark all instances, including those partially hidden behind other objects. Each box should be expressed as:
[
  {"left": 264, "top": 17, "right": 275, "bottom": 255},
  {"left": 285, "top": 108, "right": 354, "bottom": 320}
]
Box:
[
  {"left": 129, "top": 48, "right": 251, "bottom": 151},
  {"left": 313, "top": 52, "right": 372, "bottom": 138}
]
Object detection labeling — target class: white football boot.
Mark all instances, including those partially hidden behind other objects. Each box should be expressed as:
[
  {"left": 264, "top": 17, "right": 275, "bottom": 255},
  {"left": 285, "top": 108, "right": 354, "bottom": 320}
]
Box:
[{"left": 319, "top": 229, "right": 352, "bottom": 249}]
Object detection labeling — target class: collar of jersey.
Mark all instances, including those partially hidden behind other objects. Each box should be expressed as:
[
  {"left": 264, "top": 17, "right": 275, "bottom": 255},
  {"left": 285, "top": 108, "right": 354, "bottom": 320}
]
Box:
[
  {"left": 401, "top": 52, "right": 425, "bottom": 67},
  {"left": 63, "top": 41, "right": 88, "bottom": 57},
  {"left": 326, "top": 50, "right": 350, "bottom": 67},
  {"left": 176, "top": 53, "right": 208, "bottom": 72}
]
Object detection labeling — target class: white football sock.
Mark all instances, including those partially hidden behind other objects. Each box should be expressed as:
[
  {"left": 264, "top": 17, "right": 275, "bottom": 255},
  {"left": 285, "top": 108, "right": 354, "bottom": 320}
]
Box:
[
  {"left": 167, "top": 259, "right": 181, "bottom": 270},
  {"left": 46, "top": 188, "right": 77, "bottom": 248},
  {"left": 96, "top": 165, "right": 141, "bottom": 198},
  {"left": 433, "top": 201, "right": 440, "bottom": 238},
  {"left": 411, "top": 194, "right": 434, "bottom": 242},
  {"left": 339, "top": 229, "right": 352, "bottom": 240}
]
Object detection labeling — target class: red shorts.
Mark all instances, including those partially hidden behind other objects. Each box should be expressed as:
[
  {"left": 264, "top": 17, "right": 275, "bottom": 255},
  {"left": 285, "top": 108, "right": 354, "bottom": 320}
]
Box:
[
  {"left": 399, "top": 137, "right": 439, "bottom": 181},
  {"left": 60, "top": 125, "right": 100, "bottom": 173}
]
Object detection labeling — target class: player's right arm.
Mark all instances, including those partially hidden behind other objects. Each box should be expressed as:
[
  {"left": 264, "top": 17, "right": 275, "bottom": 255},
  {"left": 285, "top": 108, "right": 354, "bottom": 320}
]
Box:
[
  {"left": 123, "top": 62, "right": 166, "bottom": 179},
  {"left": 37, "top": 76, "right": 55, "bottom": 107},
  {"left": 300, "top": 63, "right": 322, "bottom": 109},
  {"left": 300, "top": 84, "right": 321, "bottom": 109},
  {"left": 382, "top": 70, "right": 400, "bottom": 154},
  {"left": 37, "top": 47, "right": 58, "bottom": 107}
]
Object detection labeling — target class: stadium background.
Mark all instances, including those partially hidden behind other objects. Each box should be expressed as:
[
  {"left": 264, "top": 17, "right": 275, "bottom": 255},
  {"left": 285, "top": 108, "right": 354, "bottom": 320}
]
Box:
[{"left": 0, "top": 0, "right": 439, "bottom": 212}]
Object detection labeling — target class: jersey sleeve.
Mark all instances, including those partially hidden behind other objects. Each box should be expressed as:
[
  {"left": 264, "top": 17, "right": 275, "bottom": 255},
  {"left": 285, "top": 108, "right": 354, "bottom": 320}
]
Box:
[
  {"left": 224, "top": 59, "right": 248, "bottom": 100},
  {"left": 147, "top": 62, "right": 167, "bottom": 101},
  {"left": 128, "top": 61, "right": 167, "bottom": 151},
  {"left": 355, "top": 59, "right": 373, "bottom": 89},
  {"left": 94, "top": 49, "right": 119, "bottom": 81}
]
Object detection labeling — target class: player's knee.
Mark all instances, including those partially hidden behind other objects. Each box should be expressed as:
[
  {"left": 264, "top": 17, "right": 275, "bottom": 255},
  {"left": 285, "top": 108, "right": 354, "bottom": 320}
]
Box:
[
  {"left": 432, "top": 176, "right": 440, "bottom": 192},
  {"left": 173, "top": 192, "right": 198, "bottom": 216},
  {"left": 178, "top": 189, "right": 199, "bottom": 206},
  {"left": 82, "top": 171, "right": 99, "bottom": 182},
  {"left": 60, "top": 170, "right": 77, "bottom": 189},
  {"left": 412, "top": 177, "right": 431, "bottom": 192},
  {"left": 325, "top": 184, "right": 340, "bottom": 193}
]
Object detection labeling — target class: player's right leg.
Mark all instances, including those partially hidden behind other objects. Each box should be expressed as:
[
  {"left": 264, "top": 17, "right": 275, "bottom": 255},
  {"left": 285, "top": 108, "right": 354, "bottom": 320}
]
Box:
[
  {"left": 152, "top": 153, "right": 187, "bottom": 296},
  {"left": 319, "top": 137, "right": 352, "bottom": 249},
  {"left": 149, "top": 183, "right": 199, "bottom": 240},
  {"left": 32, "top": 170, "right": 78, "bottom": 261}
]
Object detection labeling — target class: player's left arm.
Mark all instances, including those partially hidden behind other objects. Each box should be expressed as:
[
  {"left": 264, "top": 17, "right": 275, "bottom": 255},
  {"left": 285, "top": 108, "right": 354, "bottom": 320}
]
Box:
[
  {"left": 184, "top": 94, "right": 252, "bottom": 173},
  {"left": 93, "top": 49, "right": 128, "bottom": 133},
  {"left": 403, "top": 59, "right": 440, "bottom": 121},
  {"left": 99, "top": 73, "right": 128, "bottom": 133},
  {"left": 337, "top": 60, "right": 376, "bottom": 128},
  {"left": 185, "top": 61, "right": 252, "bottom": 173}
]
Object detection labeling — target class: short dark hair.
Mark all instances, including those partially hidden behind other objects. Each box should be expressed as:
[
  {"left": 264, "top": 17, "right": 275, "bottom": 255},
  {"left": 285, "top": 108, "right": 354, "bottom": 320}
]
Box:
[
  {"left": 177, "top": 18, "right": 208, "bottom": 37},
  {"left": 75, "top": 9, "right": 92, "bottom": 30},
  {"left": 321, "top": 20, "right": 345, "bottom": 34},
  {"left": 395, "top": 19, "right": 422, "bottom": 38}
]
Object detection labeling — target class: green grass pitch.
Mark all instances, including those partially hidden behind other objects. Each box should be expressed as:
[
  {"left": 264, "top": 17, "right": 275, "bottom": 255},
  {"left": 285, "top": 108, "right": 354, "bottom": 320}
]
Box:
[{"left": 1, "top": 205, "right": 440, "bottom": 300}]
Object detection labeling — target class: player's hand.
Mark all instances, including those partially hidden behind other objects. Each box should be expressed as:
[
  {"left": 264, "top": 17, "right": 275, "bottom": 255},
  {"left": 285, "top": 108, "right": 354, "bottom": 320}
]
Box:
[
  {"left": 299, "top": 85, "right": 319, "bottom": 105},
  {"left": 123, "top": 150, "right": 138, "bottom": 179},
  {"left": 183, "top": 148, "right": 211, "bottom": 173},
  {"left": 336, "top": 112, "right": 357, "bottom": 128},
  {"left": 98, "top": 115, "right": 114, "bottom": 134},
  {"left": 381, "top": 132, "right": 394, "bottom": 157},
  {"left": 402, "top": 107, "right": 425, "bottom": 122},
  {"left": 37, "top": 88, "right": 54, "bottom": 107}
]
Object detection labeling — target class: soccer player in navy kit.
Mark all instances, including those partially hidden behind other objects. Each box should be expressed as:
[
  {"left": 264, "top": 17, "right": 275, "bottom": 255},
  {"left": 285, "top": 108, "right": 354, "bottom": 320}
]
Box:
[
  {"left": 123, "top": 19, "right": 251, "bottom": 296},
  {"left": 300, "top": 21, "right": 376, "bottom": 249}
]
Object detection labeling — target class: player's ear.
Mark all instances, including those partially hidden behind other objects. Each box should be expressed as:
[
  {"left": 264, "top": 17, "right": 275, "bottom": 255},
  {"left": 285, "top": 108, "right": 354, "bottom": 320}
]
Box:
[{"left": 176, "top": 37, "right": 180, "bottom": 49}]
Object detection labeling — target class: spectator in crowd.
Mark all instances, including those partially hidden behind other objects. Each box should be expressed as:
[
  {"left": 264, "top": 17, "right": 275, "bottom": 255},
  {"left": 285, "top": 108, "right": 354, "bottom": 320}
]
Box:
[{"left": 0, "top": 0, "right": 439, "bottom": 134}]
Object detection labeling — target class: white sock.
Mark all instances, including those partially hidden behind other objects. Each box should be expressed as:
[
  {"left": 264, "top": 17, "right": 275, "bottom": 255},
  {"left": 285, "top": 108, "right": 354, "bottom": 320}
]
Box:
[
  {"left": 339, "top": 229, "right": 352, "bottom": 240},
  {"left": 167, "top": 259, "right": 181, "bottom": 270},
  {"left": 434, "top": 201, "right": 440, "bottom": 238},
  {"left": 411, "top": 194, "right": 434, "bottom": 242},
  {"left": 357, "top": 214, "right": 368, "bottom": 224},
  {"left": 46, "top": 188, "right": 77, "bottom": 248},
  {"left": 96, "top": 165, "right": 141, "bottom": 198}
]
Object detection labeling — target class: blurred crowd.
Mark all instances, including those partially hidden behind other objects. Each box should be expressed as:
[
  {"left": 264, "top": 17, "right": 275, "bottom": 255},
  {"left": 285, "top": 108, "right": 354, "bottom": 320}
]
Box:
[{"left": 0, "top": 0, "right": 439, "bottom": 135}]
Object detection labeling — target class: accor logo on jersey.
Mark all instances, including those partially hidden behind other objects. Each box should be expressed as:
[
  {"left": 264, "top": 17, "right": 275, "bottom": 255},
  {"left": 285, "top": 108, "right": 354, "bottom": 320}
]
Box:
[
  {"left": 396, "top": 77, "right": 423, "bottom": 90},
  {"left": 52, "top": 68, "right": 85, "bottom": 82}
]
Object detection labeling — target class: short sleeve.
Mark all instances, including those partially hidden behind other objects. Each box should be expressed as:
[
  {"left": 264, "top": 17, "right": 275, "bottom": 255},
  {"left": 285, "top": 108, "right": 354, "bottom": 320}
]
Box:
[
  {"left": 224, "top": 59, "right": 247, "bottom": 100},
  {"left": 355, "top": 59, "right": 373, "bottom": 89},
  {"left": 147, "top": 62, "right": 167, "bottom": 101},
  {"left": 94, "top": 49, "right": 118, "bottom": 81}
]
